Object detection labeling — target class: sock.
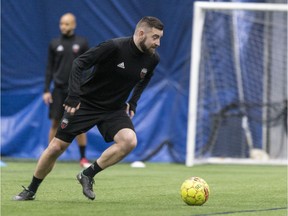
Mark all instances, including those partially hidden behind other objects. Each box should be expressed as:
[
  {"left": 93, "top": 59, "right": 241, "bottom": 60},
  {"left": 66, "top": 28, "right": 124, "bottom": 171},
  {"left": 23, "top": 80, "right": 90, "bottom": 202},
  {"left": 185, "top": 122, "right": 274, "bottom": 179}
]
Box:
[
  {"left": 28, "top": 176, "right": 43, "bottom": 193},
  {"left": 79, "top": 146, "right": 86, "bottom": 159},
  {"left": 83, "top": 160, "right": 103, "bottom": 178}
]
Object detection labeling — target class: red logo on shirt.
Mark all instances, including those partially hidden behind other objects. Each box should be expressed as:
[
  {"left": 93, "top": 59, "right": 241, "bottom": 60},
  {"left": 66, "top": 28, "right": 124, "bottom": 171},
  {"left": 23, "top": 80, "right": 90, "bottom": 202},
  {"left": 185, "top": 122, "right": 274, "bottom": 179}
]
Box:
[{"left": 72, "top": 44, "right": 80, "bottom": 53}]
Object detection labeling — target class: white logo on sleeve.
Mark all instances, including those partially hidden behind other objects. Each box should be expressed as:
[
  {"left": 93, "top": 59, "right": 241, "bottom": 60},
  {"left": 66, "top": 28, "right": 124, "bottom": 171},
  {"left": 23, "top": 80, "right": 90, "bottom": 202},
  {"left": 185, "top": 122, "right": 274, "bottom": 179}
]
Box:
[
  {"left": 56, "top": 45, "right": 64, "bottom": 52},
  {"left": 117, "top": 62, "right": 125, "bottom": 69}
]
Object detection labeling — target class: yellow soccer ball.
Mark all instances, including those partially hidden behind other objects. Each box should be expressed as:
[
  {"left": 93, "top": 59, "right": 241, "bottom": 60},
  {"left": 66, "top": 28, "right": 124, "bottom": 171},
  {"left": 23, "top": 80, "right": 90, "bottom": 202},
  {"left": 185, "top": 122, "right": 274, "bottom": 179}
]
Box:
[{"left": 180, "top": 177, "right": 210, "bottom": 206}]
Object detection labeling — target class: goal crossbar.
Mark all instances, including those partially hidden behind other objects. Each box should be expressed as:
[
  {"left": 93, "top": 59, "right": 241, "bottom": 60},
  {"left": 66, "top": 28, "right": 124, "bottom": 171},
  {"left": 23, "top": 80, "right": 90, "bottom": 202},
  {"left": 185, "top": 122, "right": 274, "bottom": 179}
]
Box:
[{"left": 195, "top": 2, "right": 288, "bottom": 12}]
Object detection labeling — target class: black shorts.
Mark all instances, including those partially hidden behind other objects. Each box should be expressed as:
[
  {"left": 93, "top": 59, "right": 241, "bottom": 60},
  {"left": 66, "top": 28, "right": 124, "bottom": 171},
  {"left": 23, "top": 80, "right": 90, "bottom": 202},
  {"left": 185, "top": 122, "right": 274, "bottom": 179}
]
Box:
[
  {"left": 49, "top": 88, "right": 67, "bottom": 120},
  {"left": 55, "top": 102, "right": 135, "bottom": 143}
]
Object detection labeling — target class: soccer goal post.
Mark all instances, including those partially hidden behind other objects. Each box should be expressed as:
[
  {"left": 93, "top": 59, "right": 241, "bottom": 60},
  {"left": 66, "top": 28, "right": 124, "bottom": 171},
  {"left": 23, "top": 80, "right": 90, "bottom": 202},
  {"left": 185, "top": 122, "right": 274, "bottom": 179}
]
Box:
[{"left": 186, "top": 2, "right": 288, "bottom": 166}]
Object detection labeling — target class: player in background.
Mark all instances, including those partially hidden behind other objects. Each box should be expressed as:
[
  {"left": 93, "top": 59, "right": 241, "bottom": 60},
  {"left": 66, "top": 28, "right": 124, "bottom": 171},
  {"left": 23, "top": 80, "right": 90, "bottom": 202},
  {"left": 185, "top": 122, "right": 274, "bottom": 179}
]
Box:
[
  {"left": 42, "top": 13, "right": 91, "bottom": 168},
  {"left": 13, "top": 16, "right": 164, "bottom": 201}
]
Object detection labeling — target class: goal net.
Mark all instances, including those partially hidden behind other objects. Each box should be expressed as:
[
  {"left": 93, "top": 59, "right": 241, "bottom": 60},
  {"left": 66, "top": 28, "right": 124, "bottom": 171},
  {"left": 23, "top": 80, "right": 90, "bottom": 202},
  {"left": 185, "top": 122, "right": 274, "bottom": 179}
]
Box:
[{"left": 186, "top": 2, "right": 287, "bottom": 166}]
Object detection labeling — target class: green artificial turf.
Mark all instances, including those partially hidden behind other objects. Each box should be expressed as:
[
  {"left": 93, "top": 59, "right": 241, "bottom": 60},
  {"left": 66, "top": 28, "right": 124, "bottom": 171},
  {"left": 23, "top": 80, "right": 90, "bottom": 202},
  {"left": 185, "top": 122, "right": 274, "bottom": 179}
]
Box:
[{"left": 1, "top": 161, "right": 287, "bottom": 216}]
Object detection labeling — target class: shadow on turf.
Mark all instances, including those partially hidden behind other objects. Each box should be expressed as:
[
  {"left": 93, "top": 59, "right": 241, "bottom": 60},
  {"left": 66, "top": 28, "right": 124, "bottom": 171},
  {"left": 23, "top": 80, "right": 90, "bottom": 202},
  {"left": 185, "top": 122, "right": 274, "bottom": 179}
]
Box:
[{"left": 192, "top": 207, "right": 287, "bottom": 216}]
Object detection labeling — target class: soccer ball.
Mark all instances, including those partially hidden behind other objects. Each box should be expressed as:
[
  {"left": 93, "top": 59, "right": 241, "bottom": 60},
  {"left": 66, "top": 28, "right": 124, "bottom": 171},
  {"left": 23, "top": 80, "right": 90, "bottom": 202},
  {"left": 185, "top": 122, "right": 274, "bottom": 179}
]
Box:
[
  {"left": 189, "top": 176, "right": 210, "bottom": 194},
  {"left": 180, "top": 177, "right": 210, "bottom": 206}
]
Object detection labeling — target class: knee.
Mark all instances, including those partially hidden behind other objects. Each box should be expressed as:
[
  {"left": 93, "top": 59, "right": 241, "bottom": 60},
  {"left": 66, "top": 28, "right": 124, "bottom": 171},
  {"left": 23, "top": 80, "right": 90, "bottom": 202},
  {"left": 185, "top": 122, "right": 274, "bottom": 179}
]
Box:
[
  {"left": 117, "top": 129, "right": 137, "bottom": 153},
  {"left": 125, "top": 132, "right": 137, "bottom": 151},
  {"left": 47, "top": 138, "right": 68, "bottom": 156}
]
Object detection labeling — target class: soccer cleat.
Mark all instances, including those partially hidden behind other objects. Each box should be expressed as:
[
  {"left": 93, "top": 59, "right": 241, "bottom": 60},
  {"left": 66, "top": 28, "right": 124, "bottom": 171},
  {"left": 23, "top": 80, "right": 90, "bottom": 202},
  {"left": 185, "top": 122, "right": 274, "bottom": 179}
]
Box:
[
  {"left": 76, "top": 172, "right": 95, "bottom": 200},
  {"left": 12, "top": 186, "right": 35, "bottom": 201},
  {"left": 80, "top": 158, "right": 91, "bottom": 168}
]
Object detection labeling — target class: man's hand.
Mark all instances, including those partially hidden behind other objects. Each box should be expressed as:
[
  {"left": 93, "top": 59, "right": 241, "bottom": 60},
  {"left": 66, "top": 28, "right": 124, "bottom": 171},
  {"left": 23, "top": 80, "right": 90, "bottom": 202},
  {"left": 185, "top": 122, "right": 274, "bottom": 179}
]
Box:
[
  {"left": 63, "top": 96, "right": 81, "bottom": 115},
  {"left": 43, "top": 92, "right": 53, "bottom": 105},
  {"left": 126, "top": 103, "right": 135, "bottom": 119},
  {"left": 63, "top": 103, "right": 80, "bottom": 115}
]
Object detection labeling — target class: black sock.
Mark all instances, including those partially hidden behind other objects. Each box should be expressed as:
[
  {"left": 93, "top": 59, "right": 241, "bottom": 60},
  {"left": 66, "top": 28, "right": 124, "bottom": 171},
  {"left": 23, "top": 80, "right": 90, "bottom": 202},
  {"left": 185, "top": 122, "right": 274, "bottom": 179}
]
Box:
[
  {"left": 28, "top": 176, "right": 43, "bottom": 193},
  {"left": 79, "top": 146, "right": 86, "bottom": 159},
  {"left": 83, "top": 160, "right": 103, "bottom": 178}
]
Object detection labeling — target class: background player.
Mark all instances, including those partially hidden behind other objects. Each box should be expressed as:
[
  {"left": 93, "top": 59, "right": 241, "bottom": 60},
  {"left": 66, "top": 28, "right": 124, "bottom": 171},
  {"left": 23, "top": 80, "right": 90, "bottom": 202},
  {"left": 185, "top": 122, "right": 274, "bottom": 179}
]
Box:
[{"left": 42, "top": 13, "right": 90, "bottom": 168}]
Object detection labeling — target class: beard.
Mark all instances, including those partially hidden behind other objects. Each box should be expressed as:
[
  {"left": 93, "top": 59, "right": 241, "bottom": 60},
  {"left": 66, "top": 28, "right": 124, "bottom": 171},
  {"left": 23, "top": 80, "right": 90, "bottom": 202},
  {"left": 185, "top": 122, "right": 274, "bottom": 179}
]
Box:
[{"left": 139, "top": 37, "right": 155, "bottom": 55}]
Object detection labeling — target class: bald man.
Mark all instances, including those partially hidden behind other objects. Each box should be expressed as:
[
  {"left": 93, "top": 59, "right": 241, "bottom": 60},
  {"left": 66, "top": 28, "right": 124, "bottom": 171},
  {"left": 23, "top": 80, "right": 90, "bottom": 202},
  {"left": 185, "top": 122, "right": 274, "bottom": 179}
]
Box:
[
  {"left": 42, "top": 13, "right": 90, "bottom": 168},
  {"left": 13, "top": 16, "right": 164, "bottom": 201}
]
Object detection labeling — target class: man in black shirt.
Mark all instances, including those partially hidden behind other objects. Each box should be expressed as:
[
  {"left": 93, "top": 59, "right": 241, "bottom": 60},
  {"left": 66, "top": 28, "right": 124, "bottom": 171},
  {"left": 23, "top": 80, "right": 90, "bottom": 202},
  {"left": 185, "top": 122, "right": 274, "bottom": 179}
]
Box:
[
  {"left": 13, "top": 16, "right": 164, "bottom": 201},
  {"left": 43, "top": 13, "right": 90, "bottom": 168}
]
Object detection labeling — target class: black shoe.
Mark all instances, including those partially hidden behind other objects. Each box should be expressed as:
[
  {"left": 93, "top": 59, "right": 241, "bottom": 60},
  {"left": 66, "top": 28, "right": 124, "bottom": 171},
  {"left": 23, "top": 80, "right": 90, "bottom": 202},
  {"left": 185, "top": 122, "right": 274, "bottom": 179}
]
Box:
[
  {"left": 76, "top": 172, "right": 95, "bottom": 200},
  {"left": 13, "top": 186, "right": 35, "bottom": 201}
]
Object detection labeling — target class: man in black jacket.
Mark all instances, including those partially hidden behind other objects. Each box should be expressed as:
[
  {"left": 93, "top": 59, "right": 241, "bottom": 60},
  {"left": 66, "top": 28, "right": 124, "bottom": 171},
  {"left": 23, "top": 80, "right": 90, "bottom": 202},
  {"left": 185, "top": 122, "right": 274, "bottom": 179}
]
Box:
[
  {"left": 13, "top": 16, "right": 164, "bottom": 201},
  {"left": 43, "top": 13, "right": 90, "bottom": 168}
]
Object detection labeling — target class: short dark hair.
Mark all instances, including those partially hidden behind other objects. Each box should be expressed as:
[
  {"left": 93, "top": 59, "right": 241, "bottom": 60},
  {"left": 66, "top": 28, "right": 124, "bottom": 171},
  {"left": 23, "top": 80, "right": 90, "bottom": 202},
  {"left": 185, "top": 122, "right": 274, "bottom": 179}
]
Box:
[{"left": 137, "top": 16, "right": 164, "bottom": 30}]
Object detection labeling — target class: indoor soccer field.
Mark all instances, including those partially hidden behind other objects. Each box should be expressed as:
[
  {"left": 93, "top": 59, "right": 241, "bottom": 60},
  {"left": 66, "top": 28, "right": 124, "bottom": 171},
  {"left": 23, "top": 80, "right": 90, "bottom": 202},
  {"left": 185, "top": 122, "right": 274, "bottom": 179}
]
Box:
[
  {"left": 1, "top": 161, "right": 287, "bottom": 216},
  {"left": 2, "top": 1, "right": 287, "bottom": 216}
]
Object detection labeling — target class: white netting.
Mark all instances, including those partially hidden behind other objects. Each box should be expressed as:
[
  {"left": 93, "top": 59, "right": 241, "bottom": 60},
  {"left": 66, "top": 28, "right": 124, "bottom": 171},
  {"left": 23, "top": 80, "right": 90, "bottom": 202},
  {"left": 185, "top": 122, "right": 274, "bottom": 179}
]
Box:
[{"left": 188, "top": 3, "right": 287, "bottom": 165}]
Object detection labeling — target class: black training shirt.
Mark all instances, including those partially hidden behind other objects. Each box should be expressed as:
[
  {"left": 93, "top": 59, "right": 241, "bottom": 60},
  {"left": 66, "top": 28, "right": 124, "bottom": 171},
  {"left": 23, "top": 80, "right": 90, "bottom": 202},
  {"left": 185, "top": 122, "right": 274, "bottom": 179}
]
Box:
[
  {"left": 44, "top": 34, "right": 89, "bottom": 92},
  {"left": 69, "top": 36, "right": 160, "bottom": 112}
]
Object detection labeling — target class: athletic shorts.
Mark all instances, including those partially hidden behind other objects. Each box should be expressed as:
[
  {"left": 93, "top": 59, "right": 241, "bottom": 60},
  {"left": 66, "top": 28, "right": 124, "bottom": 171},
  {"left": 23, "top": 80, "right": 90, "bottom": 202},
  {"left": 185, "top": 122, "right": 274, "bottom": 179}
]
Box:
[
  {"left": 55, "top": 102, "right": 135, "bottom": 143},
  {"left": 49, "top": 87, "right": 68, "bottom": 120}
]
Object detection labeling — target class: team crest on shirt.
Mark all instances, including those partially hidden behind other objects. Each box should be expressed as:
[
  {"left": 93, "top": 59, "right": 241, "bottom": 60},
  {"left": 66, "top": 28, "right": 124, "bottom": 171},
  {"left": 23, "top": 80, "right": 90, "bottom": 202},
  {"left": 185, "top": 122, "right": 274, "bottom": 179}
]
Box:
[
  {"left": 140, "top": 68, "right": 148, "bottom": 79},
  {"left": 72, "top": 44, "right": 80, "bottom": 53},
  {"left": 61, "top": 118, "right": 69, "bottom": 129}
]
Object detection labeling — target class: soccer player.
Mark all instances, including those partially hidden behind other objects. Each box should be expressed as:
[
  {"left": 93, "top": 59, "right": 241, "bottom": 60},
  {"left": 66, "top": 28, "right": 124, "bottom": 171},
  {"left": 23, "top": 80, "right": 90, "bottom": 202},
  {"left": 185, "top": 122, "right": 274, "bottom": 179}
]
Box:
[
  {"left": 13, "top": 16, "right": 164, "bottom": 201},
  {"left": 42, "top": 13, "right": 91, "bottom": 168}
]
